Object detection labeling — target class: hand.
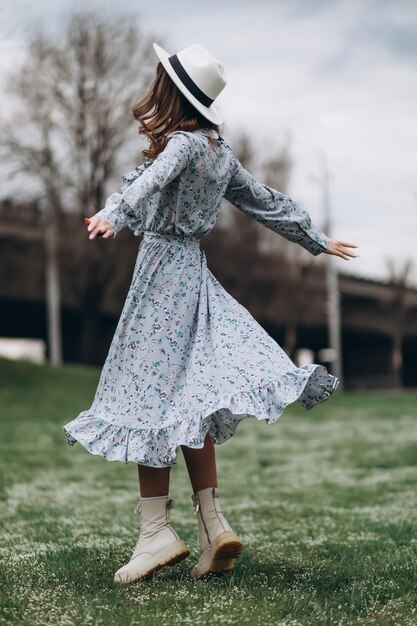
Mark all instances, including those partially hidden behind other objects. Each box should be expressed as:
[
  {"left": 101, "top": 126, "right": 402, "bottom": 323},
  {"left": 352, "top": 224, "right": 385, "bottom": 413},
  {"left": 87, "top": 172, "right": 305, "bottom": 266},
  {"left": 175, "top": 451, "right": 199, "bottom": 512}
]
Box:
[
  {"left": 84, "top": 215, "right": 114, "bottom": 240},
  {"left": 323, "top": 238, "right": 359, "bottom": 260}
]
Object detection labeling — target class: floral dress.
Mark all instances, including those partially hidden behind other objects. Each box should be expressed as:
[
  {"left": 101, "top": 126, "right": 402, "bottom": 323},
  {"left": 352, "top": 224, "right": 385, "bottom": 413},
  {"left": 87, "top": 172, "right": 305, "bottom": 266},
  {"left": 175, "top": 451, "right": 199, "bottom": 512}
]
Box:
[{"left": 62, "top": 128, "right": 339, "bottom": 468}]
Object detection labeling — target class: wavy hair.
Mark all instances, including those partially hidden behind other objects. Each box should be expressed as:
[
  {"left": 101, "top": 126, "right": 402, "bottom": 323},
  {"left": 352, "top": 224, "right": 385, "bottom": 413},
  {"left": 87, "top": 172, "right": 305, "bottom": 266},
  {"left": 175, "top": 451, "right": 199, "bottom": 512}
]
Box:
[{"left": 132, "top": 62, "right": 222, "bottom": 161}]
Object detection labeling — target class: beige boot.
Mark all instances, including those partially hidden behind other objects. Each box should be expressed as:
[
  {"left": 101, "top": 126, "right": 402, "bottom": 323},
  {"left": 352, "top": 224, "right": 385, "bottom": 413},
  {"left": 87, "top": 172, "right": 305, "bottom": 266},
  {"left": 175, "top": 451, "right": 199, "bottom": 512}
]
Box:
[
  {"left": 190, "top": 486, "right": 243, "bottom": 579},
  {"left": 114, "top": 495, "right": 190, "bottom": 584}
]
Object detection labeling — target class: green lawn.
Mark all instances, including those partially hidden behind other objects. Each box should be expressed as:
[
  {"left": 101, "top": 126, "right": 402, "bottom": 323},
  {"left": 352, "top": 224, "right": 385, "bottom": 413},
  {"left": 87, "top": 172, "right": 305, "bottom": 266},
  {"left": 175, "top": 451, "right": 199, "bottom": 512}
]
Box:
[{"left": 1, "top": 356, "right": 417, "bottom": 626}]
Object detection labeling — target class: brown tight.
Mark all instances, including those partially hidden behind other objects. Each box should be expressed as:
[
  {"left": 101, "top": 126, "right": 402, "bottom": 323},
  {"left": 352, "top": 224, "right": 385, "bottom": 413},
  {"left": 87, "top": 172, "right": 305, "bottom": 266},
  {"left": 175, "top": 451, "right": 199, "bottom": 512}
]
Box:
[{"left": 137, "top": 432, "right": 218, "bottom": 497}]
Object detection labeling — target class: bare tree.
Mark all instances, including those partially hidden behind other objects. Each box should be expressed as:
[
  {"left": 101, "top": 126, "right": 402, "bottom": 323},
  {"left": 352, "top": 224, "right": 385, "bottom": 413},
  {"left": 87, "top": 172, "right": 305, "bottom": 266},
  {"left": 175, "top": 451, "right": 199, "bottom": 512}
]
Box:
[
  {"left": 260, "top": 140, "right": 301, "bottom": 357},
  {"left": 226, "top": 131, "right": 272, "bottom": 248},
  {"left": 227, "top": 132, "right": 300, "bottom": 356},
  {"left": 1, "top": 12, "right": 156, "bottom": 363},
  {"left": 226, "top": 130, "right": 294, "bottom": 256},
  {"left": 261, "top": 142, "right": 292, "bottom": 195},
  {"left": 214, "top": 130, "right": 299, "bottom": 356}
]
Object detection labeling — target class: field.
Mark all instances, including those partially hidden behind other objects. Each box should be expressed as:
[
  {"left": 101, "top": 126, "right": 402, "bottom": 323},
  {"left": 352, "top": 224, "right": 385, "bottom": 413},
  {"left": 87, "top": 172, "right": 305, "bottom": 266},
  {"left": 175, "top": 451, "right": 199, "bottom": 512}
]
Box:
[{"left": 1, "top": 356, "right": 417, "bottom": 626}]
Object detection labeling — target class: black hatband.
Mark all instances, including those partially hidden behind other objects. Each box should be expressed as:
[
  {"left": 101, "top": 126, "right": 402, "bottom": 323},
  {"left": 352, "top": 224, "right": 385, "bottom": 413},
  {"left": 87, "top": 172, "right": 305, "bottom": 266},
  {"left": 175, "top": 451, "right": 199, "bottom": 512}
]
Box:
[{"left": 168, "top": 54, "right": 213, "bottom": 107}]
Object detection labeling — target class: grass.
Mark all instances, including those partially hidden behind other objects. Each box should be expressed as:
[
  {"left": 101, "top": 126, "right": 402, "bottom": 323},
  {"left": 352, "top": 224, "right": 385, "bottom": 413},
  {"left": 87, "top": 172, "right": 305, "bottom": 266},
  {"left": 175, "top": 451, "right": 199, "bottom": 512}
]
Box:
[{"left": 0, "top": 355, "right": 417, "bottom": 626}]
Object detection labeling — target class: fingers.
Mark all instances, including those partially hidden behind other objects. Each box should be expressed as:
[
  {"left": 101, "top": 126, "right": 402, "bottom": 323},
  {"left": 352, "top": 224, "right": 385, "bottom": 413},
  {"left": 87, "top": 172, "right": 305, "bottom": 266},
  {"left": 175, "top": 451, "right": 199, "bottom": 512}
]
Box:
[
  {"left": 89, "top": 221, "right": 104, "bottom": 239},
  {"left": 341, "top": 246, "right": 360, "bottom": 258},
  {"left": 336, "top": 250, "right": 357, "bottom": 260},
  {"left": 337, "top": 246, "right": 359, "bottom": 260},
  {"left": 85, "top": 216, "right": 113, "bottom": 240},
  {"left": 340, "top": 246, "right": 359, "bottom": 259},
  {"left": 326, "top": 239, "right": 359, "bottom": 260}
]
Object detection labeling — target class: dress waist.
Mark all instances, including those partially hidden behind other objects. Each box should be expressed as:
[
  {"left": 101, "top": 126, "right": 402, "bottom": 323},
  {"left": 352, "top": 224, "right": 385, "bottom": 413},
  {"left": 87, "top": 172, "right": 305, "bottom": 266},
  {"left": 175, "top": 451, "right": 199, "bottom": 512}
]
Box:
[{"left": 142, "top": 230, "right": 201, "bottom": 249}]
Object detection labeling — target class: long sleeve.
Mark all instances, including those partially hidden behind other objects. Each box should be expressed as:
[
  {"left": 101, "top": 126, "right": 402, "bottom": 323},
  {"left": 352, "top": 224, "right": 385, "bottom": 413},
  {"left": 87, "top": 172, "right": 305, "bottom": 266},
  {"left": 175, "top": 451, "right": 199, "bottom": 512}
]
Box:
[
  {"left": 95, "top": 164, "right": 147, "bottom": 239},
  {"left": 95, "top": 131, "right": 191, "bottom": 239},
  {"left": 224, "top": 154, "right": 329, "bottom": 256},
  {"left": 119, "top": 131, "right": 192, "bottom": 218},
  {"left": 95, "top": 193, "right": 130, "bottom": 239}
]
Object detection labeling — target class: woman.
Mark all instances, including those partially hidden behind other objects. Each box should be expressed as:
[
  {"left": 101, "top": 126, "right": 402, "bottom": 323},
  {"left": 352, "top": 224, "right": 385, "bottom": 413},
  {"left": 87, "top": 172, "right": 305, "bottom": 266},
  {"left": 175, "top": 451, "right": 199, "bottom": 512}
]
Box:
[{"left": 63, "top": 42, "right": 358, "bottom": 584}]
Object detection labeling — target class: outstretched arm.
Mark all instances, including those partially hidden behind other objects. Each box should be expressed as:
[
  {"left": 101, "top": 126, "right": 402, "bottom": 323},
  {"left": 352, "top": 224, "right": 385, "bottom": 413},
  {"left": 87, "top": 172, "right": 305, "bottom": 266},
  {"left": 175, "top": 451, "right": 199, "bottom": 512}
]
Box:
[
  {"left": 94, "top": 192, "right": 137, "bottom": 240},
  {"left": 88, "top": 131, "right": 192, "bottom": 239},
  {"left": 88, "top": 163, "right": 147, "bottom": 239},
  {"left": 119, "top": 131, "right": 192, "bottom": 214},
  {"left": 224, "top": 154, "right": 359, "bottom": 260},
  {"left": 224, "top": 154, "right": 329, "bottom": 256}
]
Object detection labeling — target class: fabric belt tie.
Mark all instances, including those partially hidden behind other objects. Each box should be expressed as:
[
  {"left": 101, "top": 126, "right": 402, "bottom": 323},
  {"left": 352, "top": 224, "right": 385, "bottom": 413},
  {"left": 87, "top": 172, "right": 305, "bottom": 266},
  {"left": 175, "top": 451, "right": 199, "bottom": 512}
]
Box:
[{"left": 142, "top": 230, "right": 201, "bottom": 249}]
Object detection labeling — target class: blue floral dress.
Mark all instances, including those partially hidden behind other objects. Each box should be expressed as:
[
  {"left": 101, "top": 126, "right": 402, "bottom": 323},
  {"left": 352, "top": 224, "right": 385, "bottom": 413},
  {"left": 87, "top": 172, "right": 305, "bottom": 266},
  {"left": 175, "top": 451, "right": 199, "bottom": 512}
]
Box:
[{"left": 62, "top": 129, "right": 339, "bottom": 468}]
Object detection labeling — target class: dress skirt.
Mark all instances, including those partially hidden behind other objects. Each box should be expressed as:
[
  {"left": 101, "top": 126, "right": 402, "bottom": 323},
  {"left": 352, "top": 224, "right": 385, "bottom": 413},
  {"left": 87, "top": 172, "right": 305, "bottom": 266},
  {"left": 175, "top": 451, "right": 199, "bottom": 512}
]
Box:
[{"left": 63, "top": 230, "right": 339, "bottom": 467}]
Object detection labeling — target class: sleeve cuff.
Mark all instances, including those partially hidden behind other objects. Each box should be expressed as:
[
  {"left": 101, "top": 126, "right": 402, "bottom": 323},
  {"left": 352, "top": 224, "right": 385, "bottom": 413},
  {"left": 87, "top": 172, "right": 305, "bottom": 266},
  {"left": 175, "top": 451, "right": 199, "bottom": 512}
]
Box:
[
  {"left": 95, "top": 206, "right": 125, "bottom": 239},
  {"left": 299, "top": 229, "right": 329, "bottom": 256}
]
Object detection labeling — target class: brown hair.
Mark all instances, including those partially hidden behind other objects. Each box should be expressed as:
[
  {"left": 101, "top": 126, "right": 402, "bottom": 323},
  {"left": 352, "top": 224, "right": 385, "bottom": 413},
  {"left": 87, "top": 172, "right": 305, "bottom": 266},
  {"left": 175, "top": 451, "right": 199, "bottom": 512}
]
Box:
[{"left": 132, "top": 62, "right": 222, "bottom": 161}]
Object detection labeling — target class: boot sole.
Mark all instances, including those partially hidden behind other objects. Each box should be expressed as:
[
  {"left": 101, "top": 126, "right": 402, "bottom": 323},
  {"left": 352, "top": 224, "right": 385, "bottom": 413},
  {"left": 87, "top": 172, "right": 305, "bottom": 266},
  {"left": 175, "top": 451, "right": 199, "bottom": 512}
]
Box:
[
  {"left": 191, "top": 531, "right": 243, "bottom": 579},
  {"left": 114, "top": 540, "right": 190, "bottom": 584}
]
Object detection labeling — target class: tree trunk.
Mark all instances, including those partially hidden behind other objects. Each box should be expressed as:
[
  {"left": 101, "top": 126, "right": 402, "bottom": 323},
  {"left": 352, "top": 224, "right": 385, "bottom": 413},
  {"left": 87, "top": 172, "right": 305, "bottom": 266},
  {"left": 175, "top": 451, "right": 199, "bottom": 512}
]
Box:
[{"left": 391, "top": 329, "right": 403, "bottom": 388}]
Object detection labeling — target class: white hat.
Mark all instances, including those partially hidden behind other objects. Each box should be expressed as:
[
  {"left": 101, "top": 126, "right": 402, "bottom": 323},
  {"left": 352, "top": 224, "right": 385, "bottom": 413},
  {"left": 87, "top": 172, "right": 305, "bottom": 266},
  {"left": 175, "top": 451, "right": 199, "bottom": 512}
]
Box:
[{"left": 153, "top": 42, "right": 227, "bottom": 125}]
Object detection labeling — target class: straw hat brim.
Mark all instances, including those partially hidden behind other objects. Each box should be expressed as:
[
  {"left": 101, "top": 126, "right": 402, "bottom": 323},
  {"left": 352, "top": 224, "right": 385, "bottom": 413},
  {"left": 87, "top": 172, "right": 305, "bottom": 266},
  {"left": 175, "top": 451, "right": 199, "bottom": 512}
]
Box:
[{"left": 153, "top": 42, "right": 223, "bottom": 125}]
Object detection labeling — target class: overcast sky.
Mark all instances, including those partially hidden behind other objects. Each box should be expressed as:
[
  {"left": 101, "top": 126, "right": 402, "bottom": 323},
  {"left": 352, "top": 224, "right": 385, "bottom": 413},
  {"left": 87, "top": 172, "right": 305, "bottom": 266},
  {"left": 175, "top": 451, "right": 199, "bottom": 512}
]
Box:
[{"left": 1, "top": 0, "right": 417, "bottom": 286}]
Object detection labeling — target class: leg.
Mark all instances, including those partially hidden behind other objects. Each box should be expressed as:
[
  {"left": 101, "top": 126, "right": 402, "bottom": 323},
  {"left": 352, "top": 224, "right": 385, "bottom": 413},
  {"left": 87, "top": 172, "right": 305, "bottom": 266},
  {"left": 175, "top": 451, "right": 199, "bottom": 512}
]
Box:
[
  {"left": 137, "top": 464, "right": 171, "bottom": 497},
  {"left": 114, "top": 463, "right": 188, "bottom": 584},
  {"left": 181, "top": 432, "right": 243, "bottom": 579},
  {"left": 181, "top": 432, "right": 218, "bottom": 493}
]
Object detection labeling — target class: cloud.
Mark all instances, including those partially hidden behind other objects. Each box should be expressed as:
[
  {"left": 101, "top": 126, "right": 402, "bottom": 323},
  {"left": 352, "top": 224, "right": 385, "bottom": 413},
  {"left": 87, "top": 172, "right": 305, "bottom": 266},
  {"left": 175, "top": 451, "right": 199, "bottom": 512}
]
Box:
[{"left": 1, "top": 0, "right": 416, "bottom": 284}]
